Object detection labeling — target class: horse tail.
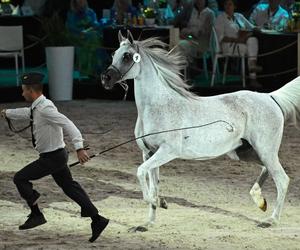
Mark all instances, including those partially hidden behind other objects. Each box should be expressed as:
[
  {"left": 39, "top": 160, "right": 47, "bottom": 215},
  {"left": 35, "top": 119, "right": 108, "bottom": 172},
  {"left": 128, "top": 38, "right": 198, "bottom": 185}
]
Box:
[{"left": 270, "top": 76, "right": 300, "bottom": 129}]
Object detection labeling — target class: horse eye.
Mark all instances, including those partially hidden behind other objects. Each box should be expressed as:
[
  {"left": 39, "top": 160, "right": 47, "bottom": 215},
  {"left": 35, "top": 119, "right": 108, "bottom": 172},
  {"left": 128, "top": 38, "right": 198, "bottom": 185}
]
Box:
[
  {"left": 111, "top": 52, "right": 115, "bottom": 58},
  {"left": 123, "top": 52, "right": 132, "bottom": 62}
]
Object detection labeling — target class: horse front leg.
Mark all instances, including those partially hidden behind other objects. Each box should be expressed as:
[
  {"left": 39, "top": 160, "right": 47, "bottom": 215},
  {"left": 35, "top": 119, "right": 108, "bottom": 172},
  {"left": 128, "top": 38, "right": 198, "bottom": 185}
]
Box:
[
  {"left": 130, "top": 145, "right": 175, "bottom": 232},
  {"left": 257, "top": 157, "right": 289, "bottom": 228},
  {"left": 137, "top": 145, "right": 175, "bottom": 204}
]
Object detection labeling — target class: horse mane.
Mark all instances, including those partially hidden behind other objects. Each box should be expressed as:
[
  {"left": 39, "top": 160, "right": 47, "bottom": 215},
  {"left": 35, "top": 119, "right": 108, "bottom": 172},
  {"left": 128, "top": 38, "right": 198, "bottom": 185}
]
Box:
[{"left": 134, "top": 37, "right": 199, "bottom": 100}]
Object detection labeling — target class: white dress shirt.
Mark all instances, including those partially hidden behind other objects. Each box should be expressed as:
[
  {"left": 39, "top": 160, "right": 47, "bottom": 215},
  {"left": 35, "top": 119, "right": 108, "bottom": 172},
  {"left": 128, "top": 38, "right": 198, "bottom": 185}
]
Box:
[
  {"left": 249, "top": 3, "right": 289, "bottom": 31},
  {"left": 186, "top": 7, "right": 215, "bottom": 38},
  {"left": 215, "top": 12, "right": 254, "bottom": 43},
  {"left": 6, "top": 95, "right": 84, "bottom": 153},
  {"left": 214, "top": 11, "right": 259, "bottom": 80}
]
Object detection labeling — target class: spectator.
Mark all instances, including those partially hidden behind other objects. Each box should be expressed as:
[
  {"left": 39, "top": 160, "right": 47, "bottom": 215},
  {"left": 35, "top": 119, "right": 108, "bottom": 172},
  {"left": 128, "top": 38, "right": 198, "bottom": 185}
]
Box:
[
  {"left": 174, "top": 0, "right": 215, "bottom": 62},
  {"left": 66, "top": 0, "right": 108, "bottom": 77},
  {"left": 173, "top": 0, "right": 218, "bottom": 24},
  {"left": 66, "top": 0, "right": 101, "bottom": 37},
  {"left": 250, "top": 0, "right": 290, "bottom": 31},
  {"left": 215, "top": 0, "right": 262, "bottom": 87}
]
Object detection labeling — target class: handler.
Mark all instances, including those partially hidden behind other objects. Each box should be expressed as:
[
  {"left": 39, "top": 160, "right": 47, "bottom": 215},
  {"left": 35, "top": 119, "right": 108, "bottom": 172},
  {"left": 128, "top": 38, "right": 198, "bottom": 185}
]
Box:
[{"left": 0, "top": 72, "right": 108, "bottom": 243}]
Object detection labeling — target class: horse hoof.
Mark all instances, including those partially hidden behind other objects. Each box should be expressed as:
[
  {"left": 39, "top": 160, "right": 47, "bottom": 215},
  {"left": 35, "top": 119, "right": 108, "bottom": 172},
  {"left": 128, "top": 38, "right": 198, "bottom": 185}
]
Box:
[
  {"left": 257, "top": 221, "right": 272, "bottom": 228},
  {"left": 259, "top": 198, "right": 267, "bottom": 212},
  {"left": 257, "top": 217, "right": 277, "bottom": 228},
  {"left": 159, "top": 197, "right": 168, "bottom": 209},
  {"left": 128, "top": 226, "right": 148, "bottom": 233}
]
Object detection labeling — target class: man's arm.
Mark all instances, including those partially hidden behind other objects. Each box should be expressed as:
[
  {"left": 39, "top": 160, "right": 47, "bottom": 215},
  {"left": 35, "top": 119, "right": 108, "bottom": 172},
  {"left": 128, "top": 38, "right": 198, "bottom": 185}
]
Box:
[
  {"left": 1, "top": 108, "right": 31, "bottom": 120},
  {"left": 41, "top": 105, "right": 90, "bottom": 164}
]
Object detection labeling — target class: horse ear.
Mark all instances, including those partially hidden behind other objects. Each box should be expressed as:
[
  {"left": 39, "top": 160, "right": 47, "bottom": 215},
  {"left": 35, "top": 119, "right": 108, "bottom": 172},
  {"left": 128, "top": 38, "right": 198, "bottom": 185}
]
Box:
[
  {"left": 118, "top": 30, "right": 126, "bottom": 43},
  {"left": 127, "top": 30, "right": 134, "bottom": 44}
]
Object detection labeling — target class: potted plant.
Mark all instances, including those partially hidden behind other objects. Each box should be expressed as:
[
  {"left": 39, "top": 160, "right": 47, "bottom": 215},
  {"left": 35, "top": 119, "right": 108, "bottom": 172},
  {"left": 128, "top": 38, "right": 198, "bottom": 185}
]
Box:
[
  {"left": 144, "top": 7, "right": 156, "bottom": 25},
  {"left": 30, "top": 13, "right": 76, "bottom": 101}
]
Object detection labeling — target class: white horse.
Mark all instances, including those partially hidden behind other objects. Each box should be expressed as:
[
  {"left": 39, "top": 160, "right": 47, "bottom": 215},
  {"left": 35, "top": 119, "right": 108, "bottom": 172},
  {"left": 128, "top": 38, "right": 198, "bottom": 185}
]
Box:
[{"left": 101, "top": 30, "right": 300, "bottom": 231}]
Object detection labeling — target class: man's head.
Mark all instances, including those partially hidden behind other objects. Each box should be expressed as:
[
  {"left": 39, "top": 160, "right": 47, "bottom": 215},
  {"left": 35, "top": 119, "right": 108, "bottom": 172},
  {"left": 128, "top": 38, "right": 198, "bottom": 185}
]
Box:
[{"left": 21, "top": 72, "right": 44, "bottom": 102}]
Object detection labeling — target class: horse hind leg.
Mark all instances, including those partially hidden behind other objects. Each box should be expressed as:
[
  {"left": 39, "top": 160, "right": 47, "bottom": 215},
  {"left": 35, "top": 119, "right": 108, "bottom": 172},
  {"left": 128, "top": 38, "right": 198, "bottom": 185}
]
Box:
[
  {"left": 250, "top": 166, "right": 268, "bottom": 212},
  {"left": 257, "top": 156, "right": 289, "bottom": 228}
]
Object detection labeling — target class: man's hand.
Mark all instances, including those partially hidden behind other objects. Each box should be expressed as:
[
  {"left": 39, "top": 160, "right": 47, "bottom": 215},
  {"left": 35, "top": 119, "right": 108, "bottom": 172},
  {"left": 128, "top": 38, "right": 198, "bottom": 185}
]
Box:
[
  {"left": 1, "top": 109, "right": 6, "bottom": 118},
  {"left": 77, "top": 149, "right": 90, "bottom": 165}
]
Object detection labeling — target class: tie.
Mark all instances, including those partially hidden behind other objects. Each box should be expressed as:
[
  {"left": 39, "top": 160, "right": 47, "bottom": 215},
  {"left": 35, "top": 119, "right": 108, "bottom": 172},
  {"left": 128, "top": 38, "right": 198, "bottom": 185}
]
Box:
[{"left": 30, "top": 108, "right": 36, "bottom": 148}]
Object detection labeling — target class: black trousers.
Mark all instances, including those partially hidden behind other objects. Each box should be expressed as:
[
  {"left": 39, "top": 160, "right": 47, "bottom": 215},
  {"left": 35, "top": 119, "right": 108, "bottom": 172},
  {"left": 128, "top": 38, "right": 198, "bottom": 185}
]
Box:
[{"left": 13, "top": 148, "right": 98, "bottom": 217}]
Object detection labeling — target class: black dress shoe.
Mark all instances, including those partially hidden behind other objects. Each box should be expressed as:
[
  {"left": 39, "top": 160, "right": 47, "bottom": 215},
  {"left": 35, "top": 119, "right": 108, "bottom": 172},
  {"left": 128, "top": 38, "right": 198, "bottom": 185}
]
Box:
[
  {"left": 19, "top": 213, "right": 47, "bottom": 230},
  {"left": 89, "top": 216, "right": 109, "bottom": 243}
]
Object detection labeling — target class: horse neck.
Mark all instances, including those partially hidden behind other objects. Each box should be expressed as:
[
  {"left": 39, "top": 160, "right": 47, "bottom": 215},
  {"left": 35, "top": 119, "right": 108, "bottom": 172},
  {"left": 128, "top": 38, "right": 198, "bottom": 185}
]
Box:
[{"left": 134, "top": 55, "right": 175, "bottom": 107}]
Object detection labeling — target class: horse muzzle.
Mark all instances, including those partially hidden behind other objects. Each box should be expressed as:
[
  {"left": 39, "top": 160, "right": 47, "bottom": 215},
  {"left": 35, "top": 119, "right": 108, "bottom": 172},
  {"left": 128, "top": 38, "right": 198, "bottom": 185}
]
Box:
[{"left": 101, "top": 66, "right": 121, "bottom": 90}]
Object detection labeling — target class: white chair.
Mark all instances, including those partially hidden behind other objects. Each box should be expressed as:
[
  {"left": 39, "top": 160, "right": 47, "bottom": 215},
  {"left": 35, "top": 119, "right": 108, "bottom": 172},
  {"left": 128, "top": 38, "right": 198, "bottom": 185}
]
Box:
[
  {"left": 210, "top": 27, "right": 246, "bottom": 88},
  {"left": 0, "top": 26, "right": 25, "bottom": 85}
]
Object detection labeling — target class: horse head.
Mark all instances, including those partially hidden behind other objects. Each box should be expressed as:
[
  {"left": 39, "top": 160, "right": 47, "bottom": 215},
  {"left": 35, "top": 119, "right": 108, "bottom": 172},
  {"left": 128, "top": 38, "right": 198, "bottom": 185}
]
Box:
[{"left": 101, "top": 30, "right": 141, "bottom": 90}]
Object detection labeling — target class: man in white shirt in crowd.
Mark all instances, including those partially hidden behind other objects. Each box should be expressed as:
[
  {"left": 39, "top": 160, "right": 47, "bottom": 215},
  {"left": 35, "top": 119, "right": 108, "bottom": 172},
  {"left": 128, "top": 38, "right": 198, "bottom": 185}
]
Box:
[
  {"left": 0, "top": 72, "right": 108, "bottom": 243},
  {"left": 173, "top": 0, "right": 216, "bottom": 63},
  {"left": 250, "top": 0, "right": 290, "bottom": 31}
]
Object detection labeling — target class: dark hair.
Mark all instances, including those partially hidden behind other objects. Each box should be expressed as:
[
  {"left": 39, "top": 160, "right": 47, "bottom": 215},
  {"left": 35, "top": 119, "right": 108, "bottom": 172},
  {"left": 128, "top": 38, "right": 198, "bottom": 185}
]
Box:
[
  {"left": 224, "top": 0, "right": 237, "bottom": 6},
  {"left": 194, "top": 0, "right": 209, "bottom": 8}
]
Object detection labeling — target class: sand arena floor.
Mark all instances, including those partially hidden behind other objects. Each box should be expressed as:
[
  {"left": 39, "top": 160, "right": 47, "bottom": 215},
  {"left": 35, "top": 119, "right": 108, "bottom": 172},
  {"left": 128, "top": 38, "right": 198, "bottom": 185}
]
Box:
[{"left": 0, "top": 100, "right": 300, "bottom": 250}]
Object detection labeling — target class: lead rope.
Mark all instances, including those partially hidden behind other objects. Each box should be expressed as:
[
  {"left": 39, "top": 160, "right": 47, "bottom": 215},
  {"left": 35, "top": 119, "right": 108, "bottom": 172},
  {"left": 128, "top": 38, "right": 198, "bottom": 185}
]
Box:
[{"left": 69, "top": 119, "right": 234, "bottom": 167}]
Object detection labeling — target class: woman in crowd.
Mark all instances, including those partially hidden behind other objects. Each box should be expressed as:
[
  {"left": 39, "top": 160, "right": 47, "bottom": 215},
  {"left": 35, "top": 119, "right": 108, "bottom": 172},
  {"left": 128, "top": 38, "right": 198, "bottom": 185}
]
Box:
[
  {"left": 250, "top": 0, "right": 290, "bottom": 31},
  {"left": 66, "top": 0, "right": 108, "bottom": 77},
  {"left": 215, "top": 0, "right": 261, "bottom": 86},
  {"left": 174, "top": 0, "right": 215, "bottom": 63}
]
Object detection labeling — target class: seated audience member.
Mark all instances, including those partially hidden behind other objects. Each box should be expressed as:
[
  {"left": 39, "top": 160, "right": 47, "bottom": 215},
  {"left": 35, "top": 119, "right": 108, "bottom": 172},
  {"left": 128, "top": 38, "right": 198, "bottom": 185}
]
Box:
[
  {"left": 173, "top": 0, "right": 218, "bottom": 19},
  {"left": 66, "top": 0, "right": 100, "bottom": 37},
  {"left": 250, "top": 0, "right": 290, "bottom": 31},
  {"left": 174, "top": 0, "right": 215, "bottom": 62},
  {"left": 215, "top": 0, "right": 261, "bottom": 86},
  {"left": 66, "top": 0, "right": 108, "bottom": 76}
]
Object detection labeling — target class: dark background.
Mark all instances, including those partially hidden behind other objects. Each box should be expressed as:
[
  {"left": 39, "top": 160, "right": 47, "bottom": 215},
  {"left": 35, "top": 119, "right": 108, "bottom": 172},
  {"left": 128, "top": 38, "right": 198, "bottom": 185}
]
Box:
[{"left": 0, "top": 0, "right": 296, "bottom": 101}]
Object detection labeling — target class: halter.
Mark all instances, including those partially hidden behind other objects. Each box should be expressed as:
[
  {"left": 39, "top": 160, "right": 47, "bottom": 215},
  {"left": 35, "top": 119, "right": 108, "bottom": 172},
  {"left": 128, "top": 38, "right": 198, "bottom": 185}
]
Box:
[
  {"left": 102, "top": 43, "right": 141, "bottom": 100},
  {"left": 110, "top": 43, "right": 141, "bottom": 81}
]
